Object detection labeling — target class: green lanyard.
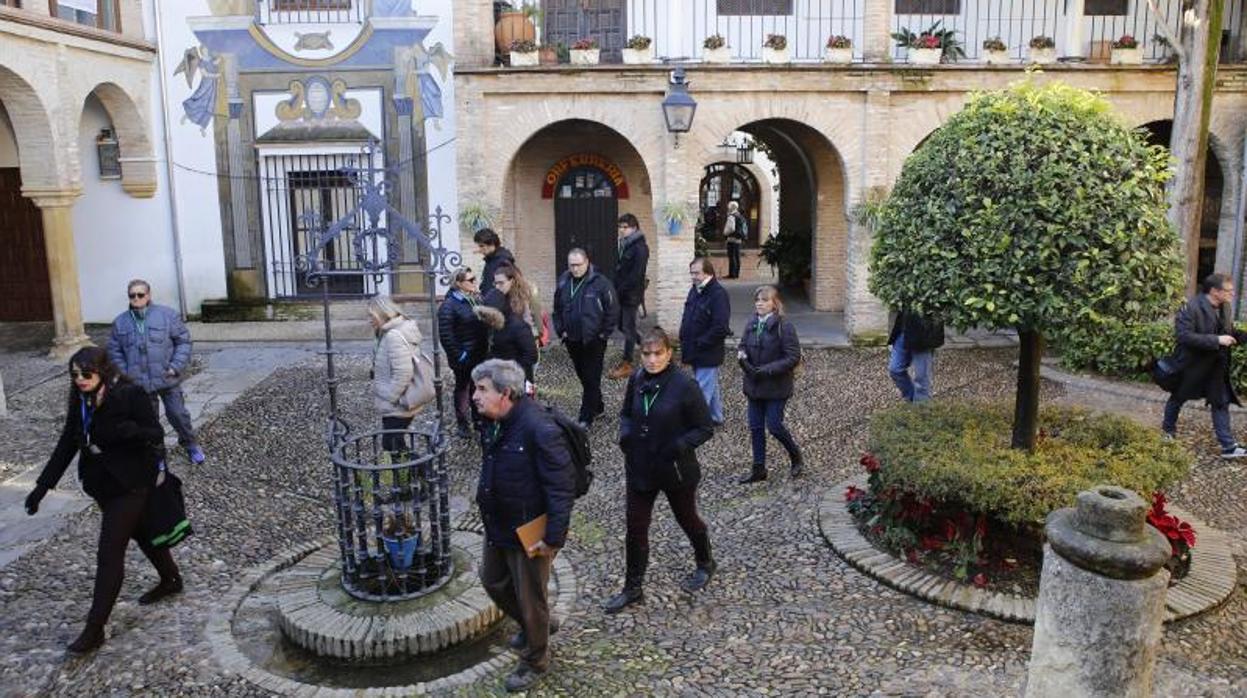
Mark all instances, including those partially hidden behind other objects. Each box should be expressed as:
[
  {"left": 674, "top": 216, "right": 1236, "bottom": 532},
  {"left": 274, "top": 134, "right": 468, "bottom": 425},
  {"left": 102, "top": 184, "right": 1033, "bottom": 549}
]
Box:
[
  {"left": 642, "top": 387, "right": 662, "bottom": 416},
  {"left": 569, "top": 277, "right": 587, "bottom": 299},
  {"left": 130, "top": 309, "right": 147, "bottom": 336},
  {"left": 755, "top": 320, "right": 765, "bottom": 338},
  {"left": 488, "top": 422, "right": 501, "bottom": 444}
]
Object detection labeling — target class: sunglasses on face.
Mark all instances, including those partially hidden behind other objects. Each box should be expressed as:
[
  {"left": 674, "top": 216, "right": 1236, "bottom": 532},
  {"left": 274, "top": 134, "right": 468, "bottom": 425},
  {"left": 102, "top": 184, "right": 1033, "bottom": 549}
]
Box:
[
  {"left": 71, "top": 369, "right": 97, "bottom": 380},
  {"left": 128, "top": 292, "right": 147, "bottom": 299}
]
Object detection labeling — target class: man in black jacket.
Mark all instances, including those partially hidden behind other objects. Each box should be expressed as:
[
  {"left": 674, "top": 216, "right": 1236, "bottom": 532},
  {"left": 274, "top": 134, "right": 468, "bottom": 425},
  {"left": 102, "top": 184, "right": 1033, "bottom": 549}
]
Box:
[
  {"left": 472, "top": 359, "right": 576, "bottom": 692},
  {"left": 475, "top": 228, "right": 515, "bottom": 297},
  {"left": 887, "top": 309, "right": 945, "bottom": 403},
  {"left": 610, "top": 213, "right": 650, "bottom": 380},
  {"left": 1161, "top": 272, "right": 1247, "bottom": 457},
  {"left": 678, "top": 258, "right": 732, "bottom": 425},
  {"left": 553, "top": 248, "right": 619, "bottom": 427}
]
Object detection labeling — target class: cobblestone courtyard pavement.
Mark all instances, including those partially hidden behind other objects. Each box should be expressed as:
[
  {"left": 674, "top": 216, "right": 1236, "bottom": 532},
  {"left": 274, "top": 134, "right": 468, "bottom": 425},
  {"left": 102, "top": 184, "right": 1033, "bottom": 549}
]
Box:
[{"left": 0, "top": 343, "right": 1244, "bottom": 696}]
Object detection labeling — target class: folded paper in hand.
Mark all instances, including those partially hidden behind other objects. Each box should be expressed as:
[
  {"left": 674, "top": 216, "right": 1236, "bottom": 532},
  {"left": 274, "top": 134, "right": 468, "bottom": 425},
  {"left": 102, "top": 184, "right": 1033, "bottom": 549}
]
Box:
[{"left": 515, "top": 514, "right": 547, "bottom": 559}]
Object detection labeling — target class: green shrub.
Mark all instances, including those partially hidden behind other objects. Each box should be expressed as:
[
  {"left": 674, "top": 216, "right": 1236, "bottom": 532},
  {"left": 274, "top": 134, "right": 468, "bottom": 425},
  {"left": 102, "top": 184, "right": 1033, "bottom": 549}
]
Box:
[
  {"left": 867, "top": 402, "right": 1190, "bottom": 527},
  {"left": 1052, "top": 318, "right": 1173, "bottom": 381}
]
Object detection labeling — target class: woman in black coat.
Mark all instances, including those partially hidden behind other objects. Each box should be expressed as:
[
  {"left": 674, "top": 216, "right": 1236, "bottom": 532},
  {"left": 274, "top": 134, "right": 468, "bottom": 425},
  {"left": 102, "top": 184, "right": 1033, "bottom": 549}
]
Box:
[
  {"left": 23, "top": 347, "right": 182, "bottom": 654},
  {"left": 438, "top": 267, "right": 489, "bottom": 437},
  {"left": 475, "top": 305, "right": 538, "bottom": 385},
  {"left": 737, "top": 285, "right": 804, "bottom": 483},
  {"left": 604, "top": 327, "right": 716, "bottom": 614}
]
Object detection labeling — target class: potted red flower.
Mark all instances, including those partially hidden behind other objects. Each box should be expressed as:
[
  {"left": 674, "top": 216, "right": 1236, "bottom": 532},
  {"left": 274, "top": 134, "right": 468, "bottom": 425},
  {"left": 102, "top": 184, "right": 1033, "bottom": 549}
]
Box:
[{"left": 1146, "top": 492, "right": 1196, "bottom": 583}]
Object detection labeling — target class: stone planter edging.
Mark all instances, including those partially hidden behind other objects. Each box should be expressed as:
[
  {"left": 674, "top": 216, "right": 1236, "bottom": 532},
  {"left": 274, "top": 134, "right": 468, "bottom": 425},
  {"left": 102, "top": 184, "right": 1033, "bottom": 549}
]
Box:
[
  {"left": 819, "top": 476, "right": 1236, "bottom": 625},
  {"left": 206, "top": 519, "right": 579, "bottom": 695}
]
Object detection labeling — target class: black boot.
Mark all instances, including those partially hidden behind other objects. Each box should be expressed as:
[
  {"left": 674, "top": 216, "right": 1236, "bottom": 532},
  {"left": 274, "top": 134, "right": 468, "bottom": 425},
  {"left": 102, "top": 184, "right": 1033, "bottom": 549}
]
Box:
[
  {"left": 603, "top": 544, "right": 647, "bottom": 614},
  {"left": 67, "top": 622, "right": 105, "bottom": 655},
  {"left": 139, "top": 576, "right": 183, "bottom": 605},
  {"left": 682, "top": 531, "right": 716, "bottom": 592},
  {"left": 789, "top": 453, "right": 804, "bottom": 478},
  {"left": 738, "top": 463, "right": 767, "bottom": 484}
]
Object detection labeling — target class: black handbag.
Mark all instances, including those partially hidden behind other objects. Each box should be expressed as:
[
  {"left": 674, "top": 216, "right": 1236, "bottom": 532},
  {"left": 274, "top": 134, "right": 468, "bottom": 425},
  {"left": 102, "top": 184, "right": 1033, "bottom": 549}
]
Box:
[
  {"left": 1150, "top": 356, "right": 1182, "bottom": 393},
  {"left": 143, "top": 466, "right": 193, "bottom": 549}
]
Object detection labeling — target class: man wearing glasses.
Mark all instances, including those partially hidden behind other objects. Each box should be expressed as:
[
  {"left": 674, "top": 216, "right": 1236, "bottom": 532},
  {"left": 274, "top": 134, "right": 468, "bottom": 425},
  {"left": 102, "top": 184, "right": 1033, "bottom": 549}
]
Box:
[
  {"left": 107, "top": 279, "right": 204, "bottom": 464},
  {"left": 553, "top": 249, "right": 618, "bottom": 428}
]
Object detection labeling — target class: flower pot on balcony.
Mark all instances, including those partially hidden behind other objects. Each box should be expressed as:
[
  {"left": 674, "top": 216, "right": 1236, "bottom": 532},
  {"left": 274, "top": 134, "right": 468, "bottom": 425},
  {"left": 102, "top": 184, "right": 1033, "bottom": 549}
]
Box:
[
  {"left": 762, "top": 46, "right": 791, "bottom": 64},
  {"left": 1110, "top": 47, "right": 1143, "bottom": 65},
  {"left": 703, "top": 46, "right": 732, "bottom": 63},
  {"left": 510, "top": 50, "right": 539, "bottom": 67},
  {"left": 909, "top": 48, "right": 942, "bottom": 65},
  {"left": 494, "top": 11, "right": 536, "bottom": 55},
  {"left": 570, "top": 49, "right": 601, "bottom": 65},
  {"left": 983, "top": 48, "right": 1011, "bottom": 65},
  {"left": 1028, "top": 47, "right": 1057, "bottom": 64},
  {"left": 824, "top": 47, "right": 853, "bottom": 64},
  {"left": 622, "top": 46, "right": 655, "bottom": 65},
  {"left": 539, "top": 46, "right": 559, "bottom": 65}
]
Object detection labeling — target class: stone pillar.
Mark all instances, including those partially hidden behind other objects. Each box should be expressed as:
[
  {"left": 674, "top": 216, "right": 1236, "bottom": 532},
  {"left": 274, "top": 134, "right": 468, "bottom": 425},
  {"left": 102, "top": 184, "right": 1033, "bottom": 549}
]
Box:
[
  {"left": 452, "top": 0, "right": 497, "bottom": 69},
  {"left": 862, "top": 0, "right": 894, "bottom": 63},
  {"left": 25, "top": 189, "right": 91, "bottom": 357},
  {"left": 844, "top": 90, "right": 891, "bottom": 341},
  {"left": 222, "top": 54, "right": 252, "bottom": 271},
  {"left": 657, "top": 85, "right": 699, "bottom": 329},
  {"left": 1024, "top": 486, "right": 1172, "bottom": 698}
]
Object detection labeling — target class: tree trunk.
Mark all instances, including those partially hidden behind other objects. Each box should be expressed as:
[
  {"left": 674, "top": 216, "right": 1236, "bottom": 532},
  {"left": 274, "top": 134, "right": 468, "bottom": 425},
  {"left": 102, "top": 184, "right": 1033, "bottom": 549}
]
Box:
[
  {"left": 1168, "top": 0, "right": 1225, "bottom": 294},
  {"left": 1012, "top": 330, "right": 1044, "bottom": 451}
]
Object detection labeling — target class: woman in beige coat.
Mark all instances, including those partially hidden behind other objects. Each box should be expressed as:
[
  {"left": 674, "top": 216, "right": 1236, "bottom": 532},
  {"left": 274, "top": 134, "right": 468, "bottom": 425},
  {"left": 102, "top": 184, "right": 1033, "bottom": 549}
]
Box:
[{"left": 368, "top": 296, "right": 424, "bottom": 458}]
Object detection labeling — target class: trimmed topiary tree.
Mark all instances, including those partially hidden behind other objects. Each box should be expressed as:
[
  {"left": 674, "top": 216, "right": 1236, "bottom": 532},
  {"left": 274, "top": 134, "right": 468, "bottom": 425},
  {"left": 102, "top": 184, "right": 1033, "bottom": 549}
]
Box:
[{"left": 869, "top": 79, "right": 1185, "bottom": 450}]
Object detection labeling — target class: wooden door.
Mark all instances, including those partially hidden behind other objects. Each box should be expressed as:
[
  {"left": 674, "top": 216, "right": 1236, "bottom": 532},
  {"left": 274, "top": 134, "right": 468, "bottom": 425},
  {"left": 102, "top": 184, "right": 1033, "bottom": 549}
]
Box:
[
  {"left": 543, "top": 0, "right": 627, "bottom": 62},
  {"left": 0, "top": 168, "right": 52, "bottom": 321},
  {"left": 554, "top": 165, "right": 619, "bottom": 280}
]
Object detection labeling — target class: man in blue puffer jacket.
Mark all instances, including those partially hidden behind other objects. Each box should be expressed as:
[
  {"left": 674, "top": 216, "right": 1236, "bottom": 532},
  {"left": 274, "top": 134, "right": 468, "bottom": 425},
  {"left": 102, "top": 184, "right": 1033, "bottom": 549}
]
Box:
[{"left": 106, "top": 279, "right": 204, "bottom": 464}]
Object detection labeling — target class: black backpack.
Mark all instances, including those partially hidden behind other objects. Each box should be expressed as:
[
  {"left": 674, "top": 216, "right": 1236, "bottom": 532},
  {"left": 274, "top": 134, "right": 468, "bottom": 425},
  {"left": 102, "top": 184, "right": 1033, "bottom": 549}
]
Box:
[{"left": 539, "top": 403, "right": 594, "bottom": 498}]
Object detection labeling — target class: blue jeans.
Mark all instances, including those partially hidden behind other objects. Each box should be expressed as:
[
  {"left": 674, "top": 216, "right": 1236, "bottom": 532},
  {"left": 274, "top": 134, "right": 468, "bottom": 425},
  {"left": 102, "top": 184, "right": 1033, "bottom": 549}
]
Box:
[
  {"left": 150, "top": 387, "right": 197, "bottom": 448},
  {"left": 747, "top": 398, "right": 802, "bottom": 466},
  {"left": 693, "top": 366, "right": 724, "bottom": 424},
  {"left": 888, "top": 333, "right": 933, "bottom": 403},
  {"left": 1162, "top": 396, "right": 1235, "bottom": 450}
]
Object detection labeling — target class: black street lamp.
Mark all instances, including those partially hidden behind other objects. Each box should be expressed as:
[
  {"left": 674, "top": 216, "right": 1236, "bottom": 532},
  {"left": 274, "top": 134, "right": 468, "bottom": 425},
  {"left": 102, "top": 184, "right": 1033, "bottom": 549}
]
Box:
[
  {"left": 661, "top": 67, "right": 697, "bottom": 148},
  {"left": 736, "top": 142, "right": 755, "bottom": 165}
]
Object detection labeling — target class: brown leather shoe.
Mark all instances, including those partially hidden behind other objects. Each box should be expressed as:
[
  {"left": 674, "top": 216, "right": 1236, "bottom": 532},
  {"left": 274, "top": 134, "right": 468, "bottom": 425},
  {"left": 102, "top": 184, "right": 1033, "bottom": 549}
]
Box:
[{"left": 608, "top": 360, "right": 634, "bottom": 380}]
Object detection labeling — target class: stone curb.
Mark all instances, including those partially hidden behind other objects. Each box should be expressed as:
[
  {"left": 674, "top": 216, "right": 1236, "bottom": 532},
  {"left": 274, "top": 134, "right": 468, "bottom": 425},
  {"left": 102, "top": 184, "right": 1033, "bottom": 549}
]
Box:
[
  {"left": 206, "top": 522, "right": 579, "bottom": 695},
  {"left": 818, "top": 476, "right": 1237, "bottom": 625},
  {"left": 1038, "top": 362, "right": 1247, "bottom": 413}
]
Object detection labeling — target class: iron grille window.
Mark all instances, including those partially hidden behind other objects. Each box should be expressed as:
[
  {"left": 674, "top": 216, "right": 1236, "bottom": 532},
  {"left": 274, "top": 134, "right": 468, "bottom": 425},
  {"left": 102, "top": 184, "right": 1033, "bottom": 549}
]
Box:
[
  {"left": 274, "top": 0, "right": 351, "bottom": 9},
  {"left": 2, "top": 1, "right": 21, "bottom": 8},
  {"left": 1084, "top": 0, "right": 1128, "bottom": 16},
  {"left": 717, "top": 0, "right": 794, "bottom": 15},
  {"left": 49, "top": 0, "right": 119, "bottom": 31},
  {"left": 894, "top": 0, "right": 960, "bottom": 14},
  {"left": 543, "top": 0, "right": 626, "bottom": 62}
]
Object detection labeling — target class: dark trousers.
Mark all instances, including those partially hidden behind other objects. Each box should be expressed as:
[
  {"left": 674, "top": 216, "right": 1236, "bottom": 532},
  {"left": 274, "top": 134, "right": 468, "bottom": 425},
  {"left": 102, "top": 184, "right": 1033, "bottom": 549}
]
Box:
[
  {"left": 149, "top": 387, "right": 197, "bottom": 448},
  {"left": 726, "top": 243, "right": 742, "bottom": 279},
  {"left": 1162, "top": 396, "right": 1235, "bottom": 450},
  {"left": 381, "top": 415, "right": 414, "bottom": 460},
  {"left": 619, "top": 305, "right": 640, "bottom": 363},
  {"left": 480, "top": 544, "right": 553, "bottom": 672},
  {"left": 452, "top": 366, "right": 477, "bottom": 428},
  {"left": 625, "top": 484, "right": 708, "bottom": 552},
  {"left": 89, "top": 489, "right": 180, "bottom": 626},
  {"left": 566, "top": 339, "right": 606, "bottom": 424},
  {"left": 746, "top": 398, "right": 802, "bottom": 466}
]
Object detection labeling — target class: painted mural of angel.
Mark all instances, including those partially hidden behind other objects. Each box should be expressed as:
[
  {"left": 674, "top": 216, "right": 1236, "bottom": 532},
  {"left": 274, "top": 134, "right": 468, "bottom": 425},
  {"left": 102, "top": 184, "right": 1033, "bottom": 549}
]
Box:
[
  {"left": 174, "top": 45, "right": 221, "bottom": 135},
  {"left": 410, "top": 41, "right": 453, "bottom": 126}
]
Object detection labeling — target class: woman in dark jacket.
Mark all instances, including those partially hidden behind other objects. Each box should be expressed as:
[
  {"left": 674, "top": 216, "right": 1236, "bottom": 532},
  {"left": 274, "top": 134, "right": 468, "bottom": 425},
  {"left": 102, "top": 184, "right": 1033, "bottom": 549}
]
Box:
[
  {"left": 475, "top": 305, "right": 538, "bottom": 385},
  {"left": 438, "top": 267, "right": 489, "bottom": 437},
  {"left": 23, "top": 347, "right": 182, "bottom": 654},
  {"left": 604, "top": 327, "right": 716, "bottom": 614},
  {"left": 737, "top": 285, "right": 804, "bottom": 483}
]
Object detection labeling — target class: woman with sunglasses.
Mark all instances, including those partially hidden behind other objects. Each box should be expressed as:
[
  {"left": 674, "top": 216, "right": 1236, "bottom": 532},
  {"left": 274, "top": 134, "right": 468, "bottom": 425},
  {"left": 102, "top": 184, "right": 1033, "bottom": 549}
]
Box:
[
  {"left": 23, "top": 347, "right": 182, "bottom": 654},
  {"left": 438, "top": 267, "right": 490, "bottom": 438},
  {"left": 604, "top": 327, "right": 716, "bottom": 614}
]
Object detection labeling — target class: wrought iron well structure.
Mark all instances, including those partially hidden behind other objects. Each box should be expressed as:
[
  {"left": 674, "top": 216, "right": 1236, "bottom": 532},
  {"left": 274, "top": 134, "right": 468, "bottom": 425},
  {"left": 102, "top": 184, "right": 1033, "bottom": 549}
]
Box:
[{"left": 295, "top": 142, "right": 461, "bottom": 601}]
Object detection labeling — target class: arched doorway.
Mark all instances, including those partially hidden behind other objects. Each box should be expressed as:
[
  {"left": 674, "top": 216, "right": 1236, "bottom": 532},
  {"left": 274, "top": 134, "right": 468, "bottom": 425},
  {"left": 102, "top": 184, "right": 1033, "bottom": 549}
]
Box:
[
  {"left": 554, "top": 164, "right": 619, "bottom": 277},
  {"left": 0, "top": 95, "right": 52, "bottom": 321},
  {"left": 1140, "top": 120, "right": 1224, "bottom": 281},
  {"left": 699, "top": 161, "right": 762, "bottom": 248}
]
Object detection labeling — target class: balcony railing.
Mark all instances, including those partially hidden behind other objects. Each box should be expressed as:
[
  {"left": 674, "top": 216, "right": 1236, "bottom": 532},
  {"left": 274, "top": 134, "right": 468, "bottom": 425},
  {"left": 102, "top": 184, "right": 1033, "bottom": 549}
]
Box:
[
  {"left": 509, "top": 0, "right": 1247, "bottom": 65},
  {"left": 256, "top": 0, "right": 366, "bottom": 25}
]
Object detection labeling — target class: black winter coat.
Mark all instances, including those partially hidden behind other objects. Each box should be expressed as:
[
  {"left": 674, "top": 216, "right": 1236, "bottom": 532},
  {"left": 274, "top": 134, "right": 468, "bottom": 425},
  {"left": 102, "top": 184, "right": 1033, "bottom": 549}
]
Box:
[
  {"left": 888, "top": 311, "right": 945, "bottom": 352},
  {"left": 1171, "top": 295, "right": 1246, "bottom": 407},
  {"left": 489, "top": 311, "right": 539, "bottom": 382},
  {"left": 738, "top": 314, "right": 801, "bottom": 401},
  {"left": 38, "top": 380, "right": 163, "bottom": 502},
  {"left": 552, "top": 268, "right": 618, "bottom": 344},
  {"left": 481, "top": 246, "right": 516, "bottom": 294},
  {"left": 614, "top": 233, "right": 650, "bottom": 308},
  {"left": 618, "top": 365, "right": 714, "bottom": 491},
  {"left": 679, "top": 278, "right": 732, "bottom": 367},
  {"left": 438, "top": 291, "right": 489, "bottom": 371},
  {"left": 476, "top": 398, "right": 576, "bottom": 549}
]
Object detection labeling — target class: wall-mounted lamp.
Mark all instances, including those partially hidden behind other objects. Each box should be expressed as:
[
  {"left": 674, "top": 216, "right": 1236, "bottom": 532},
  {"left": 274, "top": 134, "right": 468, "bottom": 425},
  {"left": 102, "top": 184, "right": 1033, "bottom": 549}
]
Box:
[
  {"left": 661, "top": 67, "right": 697, "bottom": 148},
  {"left": 96, "top": 128, "right": 121, "bottom": 179}
]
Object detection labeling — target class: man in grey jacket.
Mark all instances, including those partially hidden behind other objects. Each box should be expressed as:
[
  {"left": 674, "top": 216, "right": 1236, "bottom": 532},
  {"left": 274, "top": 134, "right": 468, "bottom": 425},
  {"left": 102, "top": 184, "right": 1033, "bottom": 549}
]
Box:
[{"left": 107, "top": 279, "right": 204, "bottom": 464}]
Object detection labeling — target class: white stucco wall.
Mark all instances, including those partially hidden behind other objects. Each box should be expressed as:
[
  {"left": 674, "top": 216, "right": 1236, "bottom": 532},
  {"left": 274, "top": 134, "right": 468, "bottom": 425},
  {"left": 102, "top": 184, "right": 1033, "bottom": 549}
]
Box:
[{"left": 73, "top": 93, "right": 180, "bottom": 323}]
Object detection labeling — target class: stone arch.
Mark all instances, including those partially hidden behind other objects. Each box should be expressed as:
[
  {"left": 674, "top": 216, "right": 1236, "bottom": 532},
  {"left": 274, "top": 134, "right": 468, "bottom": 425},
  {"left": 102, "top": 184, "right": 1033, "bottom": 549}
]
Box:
[
  {"left": 0, "top": 65, "right": 61, "bottom": 191},
  {"left": 1139, "top": 119, "right": 1226, "bottom": 281},
  {"left": 79, "top": 82, "right": 158, "bottom": 198},
  {"left": 500, "top": 118, "right": 657, "bottom": 309}
]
